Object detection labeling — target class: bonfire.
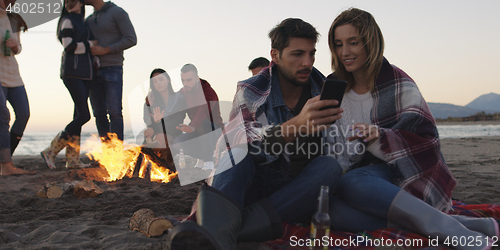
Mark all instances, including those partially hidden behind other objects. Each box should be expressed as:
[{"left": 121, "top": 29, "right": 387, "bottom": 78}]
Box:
[{"left": 84, "top": 133, "right": 177, "bottom": 183}]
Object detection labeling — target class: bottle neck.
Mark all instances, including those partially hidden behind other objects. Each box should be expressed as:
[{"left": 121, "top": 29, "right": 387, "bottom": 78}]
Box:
[{"left": 317, "top": 189, "right": 328, "bottom": 213}]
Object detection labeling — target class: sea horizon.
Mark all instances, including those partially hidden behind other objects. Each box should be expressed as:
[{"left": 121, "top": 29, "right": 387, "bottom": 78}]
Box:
[{"left": 11, "top": 124, "right": 500, "bottom": 157}]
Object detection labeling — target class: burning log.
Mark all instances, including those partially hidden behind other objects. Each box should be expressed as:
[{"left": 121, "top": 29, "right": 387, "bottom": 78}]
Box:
[
  {"left": 73, "top": 179, "right": 103, "bottom": 199},
  {"left": 129, "top": 208, "right": 173, "bottom": 237},
  {"left": 132, "top": 153, "right": 144, "bottom": 177},
  {"left": 37, "top": 181, "right": 79, "bottom": 198},
  {"left": 84, "top": 133, "right": 178, "bottom": 183},
  {"left": 141, "top": 147, "right": 175, "bottom": 172}
]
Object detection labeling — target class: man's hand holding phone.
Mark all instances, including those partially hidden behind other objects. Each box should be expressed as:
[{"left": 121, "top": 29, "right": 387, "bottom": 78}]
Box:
[{"left": 281, "top": 96, "right": 343, "bottom": 142}]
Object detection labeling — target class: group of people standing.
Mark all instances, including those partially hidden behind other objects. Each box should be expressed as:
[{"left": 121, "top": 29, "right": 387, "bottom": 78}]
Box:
[
  {"left": 40, "top": 0, "right": 136, "bottom": 170},
  {"left": 0, "top": 0, "right": 136, "bottom": 175}
]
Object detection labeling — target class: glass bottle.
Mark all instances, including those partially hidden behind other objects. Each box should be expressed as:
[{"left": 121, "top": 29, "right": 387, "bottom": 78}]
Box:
[
  {"left": 310, "top": 185, "right": 330, "bottom": 250},
  {"left": 178, "top": 148, "right": 186, "bottom": 169},
  {"left": 4, "top": 30, "right": 11, "bottom": 56}
]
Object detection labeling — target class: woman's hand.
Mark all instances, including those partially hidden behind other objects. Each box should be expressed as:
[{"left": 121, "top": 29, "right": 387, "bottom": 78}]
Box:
[
  {"left": 5, "top": 38, "right": 19, "bottom": 54},
  {"left": 347, "top": 123, "right": 380, "bottom": 143},
  {"left": 150, "top": 107, "right": 164, "bottom": 123}
]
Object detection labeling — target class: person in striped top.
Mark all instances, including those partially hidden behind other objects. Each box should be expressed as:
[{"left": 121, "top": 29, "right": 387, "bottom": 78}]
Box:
[{"left": 41, "top": 0, "right": 96, "bottom": 170}]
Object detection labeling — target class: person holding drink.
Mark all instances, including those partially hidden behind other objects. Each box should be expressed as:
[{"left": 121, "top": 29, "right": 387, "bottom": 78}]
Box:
[{"left": 325, "top": 8, "right": 498, "bottom": 249}]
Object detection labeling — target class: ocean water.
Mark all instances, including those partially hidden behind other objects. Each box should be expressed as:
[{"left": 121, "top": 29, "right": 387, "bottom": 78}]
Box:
[
  {"left": 12, "top": 125, "right": 500, "bottom": 156},
  {"left": 14, "top": 131, "right": 139, "bottom": 157},
  {"left": 436, "top": 124, "right": 500, "bottom": 139}
]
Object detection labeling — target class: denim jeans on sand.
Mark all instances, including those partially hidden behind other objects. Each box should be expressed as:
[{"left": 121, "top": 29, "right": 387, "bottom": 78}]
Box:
[
  {"left": 2, "top": 86, "right": 29, "bottom": 138},
  {"left": 0, "top": 84, "right": 11, "bottom": 162},
  {"left": 329, "top": 163, "right": 401, "bottom": 232},
  {"left": 88, "top": 66, "right": 124, "bottom": 140},
  {"left": 63, "top": 78, "right": 91, "bottom": 136},
  {"left": 211, "top": 148, "right": 343, "bottom": 222}
]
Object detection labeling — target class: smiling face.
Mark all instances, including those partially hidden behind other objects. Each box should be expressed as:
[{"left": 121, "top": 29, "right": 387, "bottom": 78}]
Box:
[
  {"left": 271, "top": 37, "right": 316, "bottom": 87},
  {"left": 152, "top": 73, "right": 171, "bottom": 93},
  {"left": 333, "top": 24, "right": 368, "bottom": 77}
]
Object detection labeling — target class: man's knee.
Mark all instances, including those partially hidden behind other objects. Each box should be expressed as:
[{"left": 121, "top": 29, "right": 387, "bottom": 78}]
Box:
[
  {"left": 308, "top": 156, "right": 343, "bottom": 181},
  {"left": 338, "top": 167, "right": 375, "bottom": 192}
]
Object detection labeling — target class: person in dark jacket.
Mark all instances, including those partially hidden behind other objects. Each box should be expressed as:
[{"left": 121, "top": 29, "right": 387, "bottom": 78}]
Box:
[
  {"left": 173, "top": 63, "right": 224, "bottom": 170},
  {"left": 41, "top": 0, "right": 95, "bottom": 169}
]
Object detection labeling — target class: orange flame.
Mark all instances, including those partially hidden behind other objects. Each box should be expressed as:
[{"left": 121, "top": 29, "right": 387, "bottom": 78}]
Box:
[{"left": 84, "top": 133, "right": 177, "bottom": 183}]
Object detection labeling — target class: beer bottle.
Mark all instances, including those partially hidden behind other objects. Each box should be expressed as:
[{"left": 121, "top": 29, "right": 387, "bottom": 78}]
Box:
[
  {"left": 4, "top": 30, "right": 11, "bottom": 56},
  {"left": 178, "top": 148, "right": 186, "bottom": 169},
  {"left": 310, "top": 185, "right": 330, "bottom": 250}
]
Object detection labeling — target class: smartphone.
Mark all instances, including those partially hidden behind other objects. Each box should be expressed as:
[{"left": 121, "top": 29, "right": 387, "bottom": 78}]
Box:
[{"left": 319, "top": 78, "right": 348, "bottom": 110}]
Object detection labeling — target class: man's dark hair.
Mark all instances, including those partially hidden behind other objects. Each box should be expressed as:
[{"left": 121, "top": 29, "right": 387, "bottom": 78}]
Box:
[
  {"left": 181, "top": 63, "right": 198, "bottom": 75},
  {"left": 248, "top": 57, "right": 270, "bottom": 70},
  {"left": 268, "top": 18, "right": 319, "bottom": 55}
]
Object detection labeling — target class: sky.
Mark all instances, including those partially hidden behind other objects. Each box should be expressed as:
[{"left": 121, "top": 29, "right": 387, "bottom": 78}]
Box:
[{"left": 9, "top": 0, "right": 500, "bottom": 133}]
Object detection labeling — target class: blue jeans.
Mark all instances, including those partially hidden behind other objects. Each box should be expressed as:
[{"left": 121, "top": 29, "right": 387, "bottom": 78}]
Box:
[
  {"left": 0, "top": 85, "right": 11, "bottom": 162},
  {"left": 211, "top": 148, "right": 343, "bottom": 222},
  {"left": 63, "top": 78, "right": 91, "bottom": 136},
  {"left": 2, "top": 86, "right": 29, "bottom": 137},
  {"left": 329, "top": 164, "right": 401, "bottom": 232},
  {"left": 89, "top": 66, "right": 124, "bottom": 140}
]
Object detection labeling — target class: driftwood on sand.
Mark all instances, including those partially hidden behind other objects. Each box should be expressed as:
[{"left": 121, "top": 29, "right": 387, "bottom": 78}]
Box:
[
  {"left": 36, "top": 181, "right": 79, "bottom": 198},
  {"left": 36, "top": 180, "right": 103, "bottom": 199},
  {"left": 73, "top": 179, "right": 104, "bottom": 199},
  {"left": 129, "top": 208, "right": 174, "bottom": 237}
]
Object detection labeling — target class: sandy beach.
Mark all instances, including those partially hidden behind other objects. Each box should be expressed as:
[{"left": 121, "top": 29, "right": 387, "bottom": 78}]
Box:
[{"left": 1, "top": 136, "right": 500, "bottom": 249}]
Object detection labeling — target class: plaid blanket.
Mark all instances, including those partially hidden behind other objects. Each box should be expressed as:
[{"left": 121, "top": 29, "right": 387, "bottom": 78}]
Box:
[
  {"left": 264, "top": 200, "right": 500, "bottom": 249},
  {"left": 214, "top": 61, "right": 324, "bottom": 164},
  {"left": 368, "top": 58, "right": 456, "bottom": 212}
]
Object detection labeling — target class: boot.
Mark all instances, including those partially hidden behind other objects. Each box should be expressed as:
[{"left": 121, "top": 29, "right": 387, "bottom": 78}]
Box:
[
  {"left": 40, "top": 131, "right": 70, "bottom": 169},
  {"left": 449, "top": 215, "right": 499, "bottom": 238},
  {"left": 388, "top": 190, "right": 492, "bottom": 250},
  {"left": 237, "top": 198, "right": 283, "bottom": 243},
  {"left": 10, "top": 132, "right": 22, "bottom": 155},
  {"left": 65, "top": 135, "right": 90, "bottom": 169},
  {"left": 168, "top": 184, "right": 242, "bottom": 250}
]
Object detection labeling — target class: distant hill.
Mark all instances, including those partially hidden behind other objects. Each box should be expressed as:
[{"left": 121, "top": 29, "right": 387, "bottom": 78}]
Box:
[
  {"left": 428, "top": 103, "right": 482, "bottom": 119},
  {"left": 428, "top": 92, "right": 500, "bottom": 119},
  {"left": 465, "top": 93, "right": 500, "bottom": 112}
]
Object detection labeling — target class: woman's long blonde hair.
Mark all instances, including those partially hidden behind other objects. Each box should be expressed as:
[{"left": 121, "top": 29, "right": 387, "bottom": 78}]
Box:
[{"left": 328, "top": 8, "right": 384, "bottom": 92}]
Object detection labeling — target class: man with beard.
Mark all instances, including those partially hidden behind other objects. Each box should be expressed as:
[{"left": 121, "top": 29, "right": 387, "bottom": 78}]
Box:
[
  {"left": 173, "top": 63, "right": 224, "bottom": 170},
  {"left": 168, "top": 19, "right": 344, "bottom": 250}
]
